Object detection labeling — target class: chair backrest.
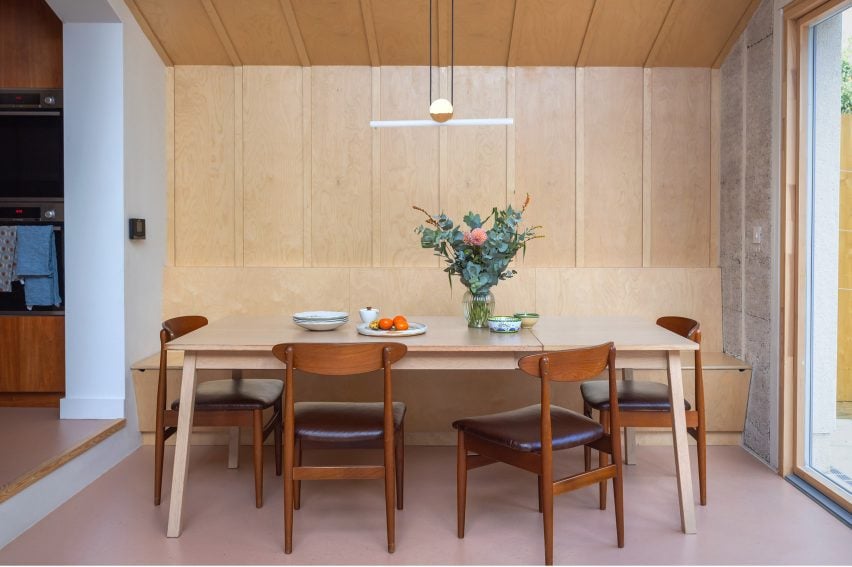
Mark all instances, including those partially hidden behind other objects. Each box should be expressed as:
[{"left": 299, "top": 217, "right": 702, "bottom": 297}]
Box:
[
  {"left": 518, "top": 342, "right": 614, "bottom": 382},
  {"left": 271, "top": 342, "right": 407, "bottom": 375},
  {"left": 656, "top": 316, "right": 700, "bottom": 344},
  {"left": 158, "top": 316, "right": 208, "bottom": 414}
]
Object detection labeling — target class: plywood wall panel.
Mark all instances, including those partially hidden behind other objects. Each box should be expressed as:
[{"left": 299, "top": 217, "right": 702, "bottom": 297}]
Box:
[
  {"left": 379, "top": 67, "right": 440, "bottom": 267},
  {"left": 310, "top": 67, "right": 373, "bottom": 266},
  {"left": 582, "top": 68, "right": 644, "bottom": 267},
  {"left": 162, "top": 267, "right": 348, "bottom": 322},
  {"left": 514, "top": 67, "right": 575, "bottom": 267},
  {"left": 174, "top": 66, "right": 236, "bottom": 266},
  {"left": 242, "top": 67, "right": 304, "bottom": 266},
  {"left": 446, "top": 67, "right": 508, "bottom": 222},
  {"left": 349, "top": 268, "right": 536, "bottom": 319},
  {"left": 535, "top": 267, "right": 723, "bottom": 351},
  {"left": 649, "top": 68, "right": 711, "bottom": 267}
]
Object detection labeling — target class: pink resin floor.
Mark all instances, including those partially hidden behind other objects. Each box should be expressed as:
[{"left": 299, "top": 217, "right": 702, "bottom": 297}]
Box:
[
  {"left": 0, "top": 408, "right": 119, "bottom": 497},
  {"left": 0, "top": 444, "right": 849, "bottom": 564}
]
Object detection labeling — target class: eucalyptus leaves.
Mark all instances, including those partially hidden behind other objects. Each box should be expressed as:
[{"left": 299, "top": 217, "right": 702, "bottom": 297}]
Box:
[{"left": 414, "top": 195, "right": 542, "bottom": 295}]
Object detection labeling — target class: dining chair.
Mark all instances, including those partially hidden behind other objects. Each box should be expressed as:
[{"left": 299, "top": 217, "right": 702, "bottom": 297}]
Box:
[
  {"left": 454, "top": 342, "right": 624, "bottom": 566},
  {"left": 581, "top": 316, "right": 707, "bottom": 505},
  {"left": 154, "top": 315, "right": 283, "bottom": 508},
  {"left": 271, "top": 342, "right": 408, "bottom": 554}
]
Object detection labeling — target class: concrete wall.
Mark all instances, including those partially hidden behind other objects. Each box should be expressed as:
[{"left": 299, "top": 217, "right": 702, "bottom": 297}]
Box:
[{"left": 720, "top": 0, "right": 775, "bottom": 463}]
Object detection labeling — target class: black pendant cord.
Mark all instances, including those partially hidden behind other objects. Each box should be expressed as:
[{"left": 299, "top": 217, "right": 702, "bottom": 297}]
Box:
[
  {"left": 450, "top": 0, "right": 454, "bottom": 105},
  {"left": 429, "top": 0, "right": 432, "bottom": 105}
]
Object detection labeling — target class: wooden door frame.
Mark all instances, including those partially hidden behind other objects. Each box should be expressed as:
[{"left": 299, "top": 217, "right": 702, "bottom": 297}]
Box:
[{"left": 780, "top": 0, "right": 852, "bottom": 512}]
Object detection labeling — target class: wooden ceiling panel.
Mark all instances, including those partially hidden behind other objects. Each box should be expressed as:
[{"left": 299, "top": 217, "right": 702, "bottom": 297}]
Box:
[
  {"left": 290, "top": 0, "right": 371, "bottom": 65},
  {"left": 371, "top": 0, "right": 429, "bottom": 65},
  {"left": 132, "top": 0, "right": 231, "bottom": 65},
  {"left": 126, "top": 0, "right": 759, "bottom": 68},
  {"left": 210, "top": 0, "right": 301, "bottom": 65},
  {"left": 646, "top": 0, "right": 754, "bottom": 67},
  {"left": 508, "top": 0, "right": 595, "bottom": 66},
  {"left": 578, "top": 0, "right": 673, "bottom": 67},
  {"left": 451, "top": 0, "right": 515, "bottom": 66}
]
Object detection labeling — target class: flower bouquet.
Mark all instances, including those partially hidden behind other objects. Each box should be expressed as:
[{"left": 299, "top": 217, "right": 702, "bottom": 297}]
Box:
[{"left": 414, "top": 195, "right": 542, "bottom": 327}]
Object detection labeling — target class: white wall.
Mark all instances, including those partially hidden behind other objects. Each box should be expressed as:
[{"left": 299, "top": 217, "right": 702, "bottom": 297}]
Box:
[
  {"left": 59, "top": 22, "right": 126, "bottom": 419},
  {"left": 0, "top": 0, "right": 166, "bottom": 548},
  {"left": 111, "top": 0, "right": 167, "bottom": 436}
]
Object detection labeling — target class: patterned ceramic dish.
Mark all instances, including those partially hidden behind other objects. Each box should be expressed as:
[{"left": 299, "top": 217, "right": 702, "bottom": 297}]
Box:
[
  {"left": 487, "top": 316, "right": 522, "bottom": 333},
  {"left": 513, "top": 312, "right": 540, "bottom": 329}
]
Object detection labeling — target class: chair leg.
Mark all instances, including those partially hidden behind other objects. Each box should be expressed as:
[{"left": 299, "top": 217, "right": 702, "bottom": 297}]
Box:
[
  {"left": 537, "top": 475, "right": 543, "bottom": 513},
  {"left": 395, "top": 424, "right": 404, "bottom": 510},
  {"left": 274, "top": 399, "right": 282, "bottom": 477},
  {"left": 599, "top": 410, "right": 609, "bottom": 511},
  {"left": 384, "top": 431, "right": 396, "bottom": 553},
  {"left": 284, "top": 431, "right": 294, "bottom": 554},
  {"left": 697, "top": 424, "right": 707, "bottom": 506},
  {"left": 583, "top": 403, "right": 592, "bottom": 472},
  {"left": 154, "top": 426, "right": 165, "bottom": 506},
  {"left": 457, "top": 430, "right": 467, "bottom": 539},
  {"left": 613, "top": 453, "right": 625, "bottom": 547},
  {"left": 293, "top": 439, "right": 301, "bottom": 511},
  {"left": 542, "top": 474, "right": 554, "bottom": 565},
  {"left": 253, "top": 410, "right": 264, "bottom": 508}
]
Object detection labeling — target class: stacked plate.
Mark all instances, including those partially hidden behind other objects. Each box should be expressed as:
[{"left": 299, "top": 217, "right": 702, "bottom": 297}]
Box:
[{"left": 292, "top": 310, "right": 349, "bottom": 331}]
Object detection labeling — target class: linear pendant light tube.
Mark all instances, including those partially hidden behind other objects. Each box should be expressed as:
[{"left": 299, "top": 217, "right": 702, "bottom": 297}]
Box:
[{"left": 370, "top": 118, "right": 514, "bottom": 128}]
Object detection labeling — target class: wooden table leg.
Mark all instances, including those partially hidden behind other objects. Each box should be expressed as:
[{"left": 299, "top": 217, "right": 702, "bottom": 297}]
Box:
[
  {"left": 622, "top": 368, "right": 637, "bottom": 465},
  {"left": 666, "top": 350, "right": 696, "bottom": 534},
  {"left": 167, "top": 351, "right": 198, "bottom": 538}
]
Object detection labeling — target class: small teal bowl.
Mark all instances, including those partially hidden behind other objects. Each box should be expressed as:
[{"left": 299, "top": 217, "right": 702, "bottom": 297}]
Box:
[{"left": 488, "top": 316, "right": 522, "bottom": 333}]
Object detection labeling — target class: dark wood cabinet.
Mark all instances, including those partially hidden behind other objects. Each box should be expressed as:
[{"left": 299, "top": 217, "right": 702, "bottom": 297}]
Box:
[
  {"left": 0, "top": 316, "right": 65, "bottom": 407},
  {"left": 0, "top": 0, "right": 62, "bottom": 89}
]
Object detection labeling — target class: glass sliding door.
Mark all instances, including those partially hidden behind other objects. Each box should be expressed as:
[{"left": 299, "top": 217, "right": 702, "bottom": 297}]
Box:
[{"left": 801, "top": 3, "right": 852, "bottom": 509}]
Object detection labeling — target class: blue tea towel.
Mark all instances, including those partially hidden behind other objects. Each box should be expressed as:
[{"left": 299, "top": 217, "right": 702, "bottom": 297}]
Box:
[{"left": 14, "top": 225, "right": 61, "bottom": 308}]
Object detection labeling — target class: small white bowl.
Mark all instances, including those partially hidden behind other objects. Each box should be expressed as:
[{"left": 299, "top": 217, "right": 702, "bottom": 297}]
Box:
[
  {"left": 294, "top": 320, "right": 346, "bottom": 331},
  {"left": 487, "top": 316, "right": 522, "bottom": 333}
]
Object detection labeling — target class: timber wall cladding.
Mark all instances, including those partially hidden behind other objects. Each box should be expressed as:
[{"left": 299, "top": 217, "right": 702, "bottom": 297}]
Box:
[{"left": 167, "top": 65, "right": 722, "bottom": 346}]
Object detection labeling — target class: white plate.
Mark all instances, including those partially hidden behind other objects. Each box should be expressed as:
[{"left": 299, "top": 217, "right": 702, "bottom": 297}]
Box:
[
  {"left": 293, "top": 310, "right": 349, "bottom": 320},
  {"left": 356, "top": 322, "right": 427, "bottom": 337},
  {"left": 293, "top": 317, "right": 348, "bottom": 323},
  {"left": 294, "top": 320, "right": 347, "bottom": 331}
]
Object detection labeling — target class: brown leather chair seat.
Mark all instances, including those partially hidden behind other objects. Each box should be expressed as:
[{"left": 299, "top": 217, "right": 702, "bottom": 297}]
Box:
[
  {"left": 171, "top": 379, "right": 283, "bottom": 412},
  {"left": 295, "top": 401, "right": 406, "bottom": 444},
  {"left": 453, "top": 404, "right": 604, "bottom": 452},
  {"left": 580, "top": 380, "right": 691, "bottom": 412}
]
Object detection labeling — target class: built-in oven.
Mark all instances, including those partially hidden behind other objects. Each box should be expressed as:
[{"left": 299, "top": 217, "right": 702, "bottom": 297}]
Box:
[
  {"left": 0, "top": 202, "right": 64, "bottom": 315},
  {"left": 0, "top": 89, "right": 63, "bottom": 201}
]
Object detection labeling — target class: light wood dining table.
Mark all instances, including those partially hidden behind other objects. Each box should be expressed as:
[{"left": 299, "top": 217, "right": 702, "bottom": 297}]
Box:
[{"left": 164, "top": 314, "right": 698, "bottom": 537}]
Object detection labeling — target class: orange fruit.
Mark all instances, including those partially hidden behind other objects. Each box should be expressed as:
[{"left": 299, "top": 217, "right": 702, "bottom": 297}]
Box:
[
  {"left": 393, "top": 315, "right": 408, "bottom": 329},
  {"left": 378, "top": 318, "right": 394, "bottom": 330}
]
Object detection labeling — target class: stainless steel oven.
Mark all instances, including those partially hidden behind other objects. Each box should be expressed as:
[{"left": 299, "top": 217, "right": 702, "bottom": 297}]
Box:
[{"left": 0, "top": 201, "right": 63, "bottom": 315}]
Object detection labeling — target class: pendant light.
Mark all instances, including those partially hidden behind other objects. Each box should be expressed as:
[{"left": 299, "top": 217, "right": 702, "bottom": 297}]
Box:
[{"left": 369, "top": 0, "right": 513, "bottom": 129}]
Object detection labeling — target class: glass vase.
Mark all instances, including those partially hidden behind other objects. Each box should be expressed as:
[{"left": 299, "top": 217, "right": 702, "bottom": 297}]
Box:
[{"left": 462, "top": 289, "right": 495, "bottom": 328}]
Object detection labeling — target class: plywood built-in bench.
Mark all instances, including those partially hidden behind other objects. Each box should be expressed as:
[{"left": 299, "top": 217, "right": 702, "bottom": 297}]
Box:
[{"left": 132, "top": 350, "right": 750, "bottom": 447}]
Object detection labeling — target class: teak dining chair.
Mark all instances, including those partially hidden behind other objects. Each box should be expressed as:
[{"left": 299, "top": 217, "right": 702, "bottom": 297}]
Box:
[
  {"left": 581, "top": 316, "right": 707, "bottom": 505},
  {"left": 453, "top": 343, "right": 624, "bottom": 566},
  {"left": 271, "top": 342, "right": 408, "bottom": 554},
  {"left": 154, "top": 315, "right": 284, "bottom": 508}
]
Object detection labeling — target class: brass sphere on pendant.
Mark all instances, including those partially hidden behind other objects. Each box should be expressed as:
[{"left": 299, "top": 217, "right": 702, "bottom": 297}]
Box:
[{"left": 429, "top": 98, "right": 453, "bottom": 123}]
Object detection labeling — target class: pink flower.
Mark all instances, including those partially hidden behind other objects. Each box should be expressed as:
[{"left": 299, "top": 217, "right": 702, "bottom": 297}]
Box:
[{"left": 463, "top": 227, "right": 488, "bottom": 246}]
